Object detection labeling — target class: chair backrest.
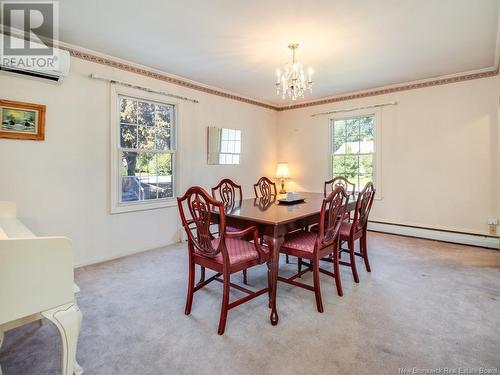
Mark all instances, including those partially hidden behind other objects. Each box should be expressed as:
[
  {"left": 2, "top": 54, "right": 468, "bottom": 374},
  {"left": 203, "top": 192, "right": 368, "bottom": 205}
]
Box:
[
  {"left": 253, "top": 177, "right": 277, "bottom": 199},
  {"left": 317, "top": 186, "right": 349, "bottom": 248},
  {"left": 352, "top": 181, "right": 376, "bottom": 233},
  {"left": 177, "top": 186, "right": 225, "bottom": 258},
  {"left": 211, "top": 179, "right": 242, "bottom": 211},
  {"left": 324, "top": 176, "right": 356, "bottom": 197}
]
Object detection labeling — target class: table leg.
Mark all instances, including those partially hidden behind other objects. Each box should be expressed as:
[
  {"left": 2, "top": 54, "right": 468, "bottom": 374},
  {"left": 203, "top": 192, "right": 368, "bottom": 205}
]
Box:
[{"left": 264, "top": 235, "right": 284, "bottom": 326}]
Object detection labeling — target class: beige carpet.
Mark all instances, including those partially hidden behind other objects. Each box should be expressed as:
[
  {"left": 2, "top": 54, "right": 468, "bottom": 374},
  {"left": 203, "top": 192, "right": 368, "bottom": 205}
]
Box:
[{"left": 1, "top": 232, "right": 499, "bottom": 375}]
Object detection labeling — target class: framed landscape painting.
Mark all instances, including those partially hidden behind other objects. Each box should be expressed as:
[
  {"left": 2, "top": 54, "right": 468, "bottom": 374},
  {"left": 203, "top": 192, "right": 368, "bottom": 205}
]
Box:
[{"left": 0, "top": 100, "right": 46, "bottom": 140}]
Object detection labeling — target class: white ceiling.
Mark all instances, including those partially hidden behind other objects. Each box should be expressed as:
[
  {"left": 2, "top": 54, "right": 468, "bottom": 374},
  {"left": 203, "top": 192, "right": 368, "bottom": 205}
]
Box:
[{"left": 57, "top": 0, "right": 499, "bottom": 106}]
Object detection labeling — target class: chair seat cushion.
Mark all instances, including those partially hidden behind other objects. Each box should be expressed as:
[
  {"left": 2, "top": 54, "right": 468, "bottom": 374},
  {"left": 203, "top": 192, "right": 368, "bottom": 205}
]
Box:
[
  {"left": 210, "top": 238, "right": 267, "bottom": 265},
  {"left": 281, "top": 231, "right": 318, "bottom": 254},
  {"left": 226, "top": 226, "right": 240, "bottom": 232}
]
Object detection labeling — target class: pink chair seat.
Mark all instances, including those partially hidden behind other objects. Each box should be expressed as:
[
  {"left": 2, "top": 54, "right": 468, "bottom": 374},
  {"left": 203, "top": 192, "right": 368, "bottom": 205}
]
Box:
[
  {"left": 281, "top": 231, "right": 318, "bottom": 254},
  {"left": 210, "top": 238, "right": 268, "bottom": 265},
  {"left": 226, "top": 226, "right": 240, "bottom": 232}
]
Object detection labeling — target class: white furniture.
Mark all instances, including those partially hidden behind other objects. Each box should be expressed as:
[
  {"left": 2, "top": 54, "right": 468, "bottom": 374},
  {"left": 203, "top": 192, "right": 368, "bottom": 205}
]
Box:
[{"left": 0, "top": 202, "right": 83, "bottom": 375}]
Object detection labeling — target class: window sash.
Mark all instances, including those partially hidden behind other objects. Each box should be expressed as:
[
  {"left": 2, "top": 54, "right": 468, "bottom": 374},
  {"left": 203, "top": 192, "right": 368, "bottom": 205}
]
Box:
[
  {"left": 330, "top": 115, "right": 376, "bottom": 191},
  {"left": 117, "top": 95, "right": 177, "bottom": 205}
]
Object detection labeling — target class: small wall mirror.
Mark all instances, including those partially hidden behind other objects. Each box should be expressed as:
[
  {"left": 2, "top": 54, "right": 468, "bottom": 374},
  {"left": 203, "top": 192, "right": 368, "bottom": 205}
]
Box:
[{"left": 207, "top": 127, "right": 241, "bottom": 165}]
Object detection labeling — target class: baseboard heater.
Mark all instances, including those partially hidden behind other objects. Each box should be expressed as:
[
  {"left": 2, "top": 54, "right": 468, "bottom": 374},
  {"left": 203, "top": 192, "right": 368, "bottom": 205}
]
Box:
[{"left": 367, "top": 221, "right": 499, "bottom": 250}]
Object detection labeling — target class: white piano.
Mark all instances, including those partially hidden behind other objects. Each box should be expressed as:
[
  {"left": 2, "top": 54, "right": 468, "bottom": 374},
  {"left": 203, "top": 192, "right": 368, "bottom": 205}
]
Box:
[{"left": 0, "top": 202, "right": 83, "bottom": 375}]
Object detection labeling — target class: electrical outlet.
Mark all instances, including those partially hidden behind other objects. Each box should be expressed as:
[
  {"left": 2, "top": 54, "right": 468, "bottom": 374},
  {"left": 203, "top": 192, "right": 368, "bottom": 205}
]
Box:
[{"left": 487, "top": 218, "right": 498, "bottom": 225}]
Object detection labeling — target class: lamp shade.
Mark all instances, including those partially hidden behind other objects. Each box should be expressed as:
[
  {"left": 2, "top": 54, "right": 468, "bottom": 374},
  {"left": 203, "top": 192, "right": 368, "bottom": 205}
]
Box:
[{"left": 275, "top": 162, "right": 290, "bottom": 179}]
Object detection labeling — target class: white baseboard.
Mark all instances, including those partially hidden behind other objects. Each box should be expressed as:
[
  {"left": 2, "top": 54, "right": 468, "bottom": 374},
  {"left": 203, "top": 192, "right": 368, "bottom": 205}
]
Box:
[
  {"left": 367, "top": 221, "right": 500, "bottom": 249},
  {"left": 74, "top": 240, "right": 179, "bottom": 268}
]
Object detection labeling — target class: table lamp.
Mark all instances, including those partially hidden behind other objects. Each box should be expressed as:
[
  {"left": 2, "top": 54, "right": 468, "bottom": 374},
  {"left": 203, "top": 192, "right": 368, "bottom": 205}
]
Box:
[{"left": 275, "top": 162, "right": 290, "bottom": 194}]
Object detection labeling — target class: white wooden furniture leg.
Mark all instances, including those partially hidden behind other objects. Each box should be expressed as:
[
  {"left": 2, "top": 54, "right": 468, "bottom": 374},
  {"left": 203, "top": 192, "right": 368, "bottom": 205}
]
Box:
[{"left": 41, "top": 303, "right": 83, "bottom": 375}]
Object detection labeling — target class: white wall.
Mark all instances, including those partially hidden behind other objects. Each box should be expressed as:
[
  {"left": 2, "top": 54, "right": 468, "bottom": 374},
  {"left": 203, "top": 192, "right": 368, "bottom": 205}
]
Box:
[
  {"left": 0, "top": 57, "right": 277, "bottom": 266},
  {"left": 277, "top": 76, "right": 499, "bottom": 237}
]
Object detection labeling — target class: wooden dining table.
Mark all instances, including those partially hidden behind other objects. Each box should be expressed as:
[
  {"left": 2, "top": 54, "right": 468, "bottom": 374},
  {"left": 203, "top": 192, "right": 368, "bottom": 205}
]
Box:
[{"left": 222, "top": 192, "right": 358, "bottom": 326}]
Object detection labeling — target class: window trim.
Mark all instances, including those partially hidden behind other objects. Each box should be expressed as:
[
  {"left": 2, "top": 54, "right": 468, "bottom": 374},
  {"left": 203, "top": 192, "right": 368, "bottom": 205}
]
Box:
[
  {"left": 110, "top": 84, "right": 182, "bottom": 214},
  {"left": 328, "top": 108, "right": 382, "bottom": 200}
]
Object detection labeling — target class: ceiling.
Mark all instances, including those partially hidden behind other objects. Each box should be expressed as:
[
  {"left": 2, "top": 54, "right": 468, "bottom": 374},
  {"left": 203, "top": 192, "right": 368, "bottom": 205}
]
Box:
[{"left": 56, "top": 0, "right": 499, "bottom": 106}]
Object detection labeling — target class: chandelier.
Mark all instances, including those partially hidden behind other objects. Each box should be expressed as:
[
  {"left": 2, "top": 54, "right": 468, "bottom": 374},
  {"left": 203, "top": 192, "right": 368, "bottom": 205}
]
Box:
[{"left": 275, "top": 43, "right": 313, "bottom": 101}]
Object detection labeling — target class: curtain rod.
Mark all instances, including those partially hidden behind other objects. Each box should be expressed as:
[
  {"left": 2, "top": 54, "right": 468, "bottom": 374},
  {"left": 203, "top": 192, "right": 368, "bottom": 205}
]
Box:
[
  {"left": 89, "top": 74, "right": 199, "bottom": 103},
  {"left": 310, "top": 101, "right": 397, "bottom": 117}
]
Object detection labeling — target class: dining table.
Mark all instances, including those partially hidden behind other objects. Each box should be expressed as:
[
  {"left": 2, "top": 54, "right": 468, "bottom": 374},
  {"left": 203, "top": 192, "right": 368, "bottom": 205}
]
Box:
[{"left": 222, "top": 192, "right": 358, "bottom": 326}]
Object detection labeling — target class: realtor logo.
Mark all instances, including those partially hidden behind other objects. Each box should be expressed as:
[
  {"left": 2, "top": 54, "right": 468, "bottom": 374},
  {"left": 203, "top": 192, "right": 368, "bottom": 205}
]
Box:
[{"left": 1, "top": 1, "right": 59, "bottom": 70}]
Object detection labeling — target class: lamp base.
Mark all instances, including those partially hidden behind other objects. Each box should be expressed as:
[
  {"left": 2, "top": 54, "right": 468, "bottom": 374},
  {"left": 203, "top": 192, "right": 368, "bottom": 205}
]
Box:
[{"left": 279, "top": 179, "right": 286, "bottom": 194}]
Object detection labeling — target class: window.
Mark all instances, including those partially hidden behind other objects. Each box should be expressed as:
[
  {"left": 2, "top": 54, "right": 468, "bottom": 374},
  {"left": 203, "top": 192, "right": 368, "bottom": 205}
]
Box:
[
  {"left": 330, "top": 115, "right": 375, "bottom": 192},
  {"left": 219, "top": 128, "right": 241, "bottom": 165},
  {"left": 111, "top": 89, "right": 177, "bottom": 213}
]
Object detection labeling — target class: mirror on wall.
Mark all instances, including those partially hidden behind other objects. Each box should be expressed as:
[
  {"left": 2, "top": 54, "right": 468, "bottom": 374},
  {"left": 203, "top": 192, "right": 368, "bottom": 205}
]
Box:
[{"left": 207, "top": 127, "right": 241, "bottom": 165}]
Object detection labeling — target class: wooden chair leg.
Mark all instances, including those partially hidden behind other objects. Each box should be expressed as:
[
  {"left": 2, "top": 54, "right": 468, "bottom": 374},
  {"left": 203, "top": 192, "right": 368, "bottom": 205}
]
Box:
[
  {"left": 333, "top": 246, "right": 343, "bottom": 297},
  {"left": 185, "top": 257, "right": 195, "bottom": 315},
  {"left": 312, "top": 258, "right": 324, "bottom": 313},
  {"left": 218, "top": 272, "right": 231, "bottom": 335},
  {"left": 348, "top": 239, "right": 359, "bottom": 283},
  {"left": 297, "top": 257, "right": 302, "bottom": 277},
  {"left": 267, "top": 261, "right": 272, "bottom": 308},
  {"left": 286, "top": 254, "right": 289, "bottom": 264},
  {"left": 361, "top": 232, "right": 371, "bottom": 272},
  {"left": 198, "top": 266, "right": 206, "bottom": 284},
  {"left": 242, "top": 269, "right": 248, "bottom": 284}
]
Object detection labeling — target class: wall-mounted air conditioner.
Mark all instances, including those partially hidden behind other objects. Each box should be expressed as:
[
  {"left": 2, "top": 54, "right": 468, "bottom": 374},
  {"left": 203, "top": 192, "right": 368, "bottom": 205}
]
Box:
[{"left": 0, "top": 35, "right": 70, "bottom": 83}]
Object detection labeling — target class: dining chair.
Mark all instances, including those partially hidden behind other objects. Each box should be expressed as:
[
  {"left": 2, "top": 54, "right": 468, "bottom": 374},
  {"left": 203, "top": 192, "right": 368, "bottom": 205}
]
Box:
[
  {"left": 336, "top": 181, "right": 376, "bottom": 282},
  {"left": 253, "top": 177, "right": 277, "bottom": 199},
  {"left": 211, "top": 178, "right": 248, "bottom": 284},
  {"left": 253, "top": 177, "right": 290, "bottom": 263},
  {"left": 324, "top": 176, "right": 356, "bottom": 197},
  {"left": 177, "top": 186, "right": 270, "bottom": 335},
  {"left": 309, "top": 176, "right": 355, "bottom": 242},
  {"left": 277, "top": 186, "right": 349, "bottom": 312}
]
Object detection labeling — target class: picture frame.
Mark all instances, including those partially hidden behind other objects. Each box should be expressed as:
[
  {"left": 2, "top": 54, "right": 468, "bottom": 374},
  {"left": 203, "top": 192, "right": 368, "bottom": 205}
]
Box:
[{"left": 0, "top": 100, "right": 46, "bottom": 141}]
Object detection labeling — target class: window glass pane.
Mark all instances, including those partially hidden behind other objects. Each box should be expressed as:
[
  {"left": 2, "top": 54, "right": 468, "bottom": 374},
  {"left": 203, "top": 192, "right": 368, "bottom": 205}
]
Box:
[
  {"left": 234, "top": 140, "right": 241, "bottom": 154},
  {"left": 235, "top": 130, "right": 241, "bottom": 141},
  {"left": 332, "top": 155, "right": 345, "bottom": 175},
  {"left": 227, "top": 140, "right": 235, "bottom": 153},
  {"left": 332, "top": 120, "right": 346, "bottom": 154},
  {"left": 121, "top": 176, "right": 140, "bottom": 202},
  {"left": 156, "top": 105, "right": 172, "bottom": 127},
  {"left": 220, "top": 141, "right": 228, "bottom": 153},
  {"left": 157, "top": 153, "right": 173, "bottom": 199},
  {"left": 359, "top": 154, "right": 373, "bottom": 178},
  {"left": 120, "top": 124, "right": 137, "bottom": 148},
  {"left": 344, "top": 155, "right": 359, "bottom": 182},
  {"left": 233, "top": 154, "right": 240, "bottom": 164},
  {"left": 155, "top": 127, "right": 171, "bottom": 151},
  {"left": 138, "top": 101, "right": 155, "bottom": 126},
  {"left": 360, "top": 116, "right": 374, "bottom": 141},
  {"left": 345, "top": 118, "right": 360, "bottom": 144},
  {"left": 138, "top": 126, "right": 155, "bottom": 150},
  {"left": 120, "top": 98, "right": 137, "bottom": 124}
]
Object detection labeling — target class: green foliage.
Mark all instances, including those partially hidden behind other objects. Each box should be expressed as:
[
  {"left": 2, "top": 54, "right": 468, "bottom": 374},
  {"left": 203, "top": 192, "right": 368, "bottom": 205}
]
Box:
[{"left": 119, "top": 97, "right": 173, "bottom": 178}]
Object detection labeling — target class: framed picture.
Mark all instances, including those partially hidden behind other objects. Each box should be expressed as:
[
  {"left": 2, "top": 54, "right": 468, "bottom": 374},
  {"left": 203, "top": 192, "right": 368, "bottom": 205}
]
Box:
[{"left": 0, "top": 100, "right": 46, "bottom": 141}]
